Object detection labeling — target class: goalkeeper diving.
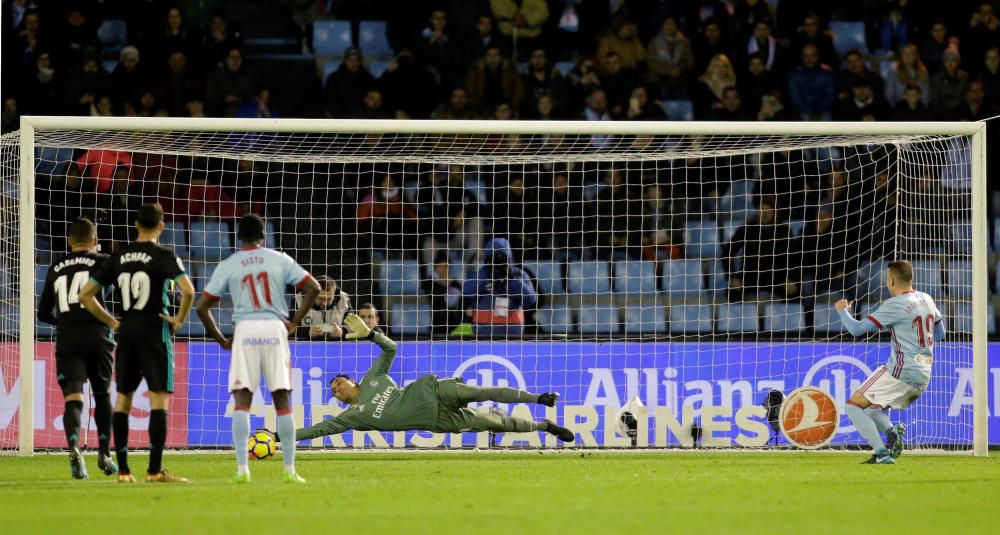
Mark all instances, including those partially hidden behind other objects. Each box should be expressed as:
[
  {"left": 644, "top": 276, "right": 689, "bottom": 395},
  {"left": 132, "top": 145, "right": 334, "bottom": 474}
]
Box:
[{"left": 280, "top": 313, "right": 575, "bottom": 444}]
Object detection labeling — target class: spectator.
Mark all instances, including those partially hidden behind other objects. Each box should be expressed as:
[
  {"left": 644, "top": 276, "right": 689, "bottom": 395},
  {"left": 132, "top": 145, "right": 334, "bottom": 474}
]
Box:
[
  {"left": 757, "top": 90, "right": 799, "bottom": 121},
  {"left": 964, "top": 2, "right": 1000, "bottom": 72},
  {"left": 323, "top": 48, "right": 374, "bottom": 118},
  {"left": 976, "top": 46, "right": 1000, "bottom": 109},
  {"left": 956, "top": 79, "right": 993, "bottom": 120},
  {"left": 462, "top": 237, "right": 537, "bottom": 338},
  {"left": 379, "top": 50, "right": 439, "bottom": 119},
  {"left": 294, "top": 275, "right": 351, "bottom": 340},
  {"left": 893, "top": 83, "right": 933, "bottom": 120},
  {"left": 565, "top": 57, "right": 603, "bottom": 111},
  {"left": 492, "top": 101, "right": 515, "bottom": 120},
  {"left": 837, "top": 50, "right": 885, "bottom": 100},
  {"left": 235, "top": 87, "right": 279, "bottom": 118},
  {"left": 646, "top": 16, "right": 694, "bottom": 98},
  {"left": 788, "top": 43, "right": 836, "bottom": 121},
  {"left": 152, "top": 7, "right": 197, "bottom": 63},
  {"left": 63, "top": 53, "right": 111, "bottom": 116},
  {"left": 795, "top": 206, "right": 856, "bottom": 301},
  {"left": 625, "top": 85, "right": 668, "bottom": 120},
  {"left": 356, "top": 173, "right": 419, "bottom": 252},
  {"left": 597, "top": 19, "right": 645, "bottom": 72},
  {"left": 94, "top": 166, "right": 143, "bottom": 250},
  {"left": 741, "top": 20, "right": 787, "bottom": 77},
  {"left": 920, "top": 19, "right": 953, "bottom": 74},
  {"left": 833, "top": 79, "right": 892, "bottom": 121},
  {"left": 185, "top": 99, "right": 206, "bottom": 117},
  {"left": 75, "top": 148, "right": 131, "bottom": 193},
  {"left": 8, "top": 7, "right": 42, "bottom": 70},
  {"left": 733, "top": 0, "right": 773, "bottom": 42},
  {"left": 790, "top": 12, "right": 839, "bottom": 71},
  {"left": 416, "top": 9, "right": 462, "bottom": 90},
  {"left": 156, "top": 50, "right": 204, "bottom": 117},
  {"left": 54, "top": 7, "right": 97, "bottom": 70},
  {"left": 465, "top": 45, "right": 525, "bottom": 112},
  {"left": 205, "top": 47, "right": 257, "bottom": 117},
  {"left": 521, "top": 48, "right": 568, "bottom": 116},
  {"left": 930, "top": 49, "right": 970, "bottom": 118},
  {"left": 200, "top": 11, "right": 243, "bottom": 73},
  {"left": 419, "top": 165, "right": 484, "bottom": 267},
  {"left": 462, "top": 14, "right": 503, "bottom": 69},
  {"left": 188, "top": 175, "right": 243, "bottom": 220},
  {"left": 89, "top": 94, "right": 113, "bottom": 116},
  {"left": 692, "top": 18, "right": 733, "bottom": 75},
  {"left": 356, "top": 302, "right": 382, "bottom": 333},
  {"left": 878, "top": 5, "right": 910, "bottom": 53},
  {"left": 641, "top": 183, "right": 684, "bottom": 261},
  {"left": 710, "top": 86, "right": 751, "bottom": 121},
  {"left": 884, "top": 43, "right": 930, "bottom": 106},
  {"left": 40, "top": 165, "right": 93, "bottom": 252},
  {"left": 691, "top": 54, "right": 737, "bottom": 119},
  {"left": 740, "top": 53, "right": 780, "bottom": 118},
  {"left": 588, "top": 168, "right": 641, "bottom": 260},
  {"left": 356, "top": 88, "right": 393, "bottom": 119},
  {"left": 433, "top": 87, "right": 480, "bottom": 119},
  {"left": 19, "top": 50, "right": 62, "bottom": 115},
  {"left": 111, "top": 46, "right": 148, "bottom": 115},
  {"left": 600, "top": 51, "right": 642, "bottom": 116},
  {"left": 421, "top": 251, "right": 467, "bottom": 336},
  {"left": 490, "top": 0, "right": 549, "bottom": 59},
  {"left": 722, "top": 201, "right": 798, "bottom": 301},
  {"left": 526, "top": 94, "right": 559, "bottom": 120},
  {"left": 492, "top": 174, "right": 539, "bottom": 255},
  {"left": 127, "top": 90, "right": 167, "bottom": 117}
]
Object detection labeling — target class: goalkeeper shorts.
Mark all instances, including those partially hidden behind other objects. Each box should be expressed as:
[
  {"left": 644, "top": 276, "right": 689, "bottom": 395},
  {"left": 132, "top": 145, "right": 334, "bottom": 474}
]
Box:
[
  {"left": 857, "top": 365, "right": 926, "bottom": 409},
  {"left": 230, "top": 319, "right": 292, "bottom": 393}
]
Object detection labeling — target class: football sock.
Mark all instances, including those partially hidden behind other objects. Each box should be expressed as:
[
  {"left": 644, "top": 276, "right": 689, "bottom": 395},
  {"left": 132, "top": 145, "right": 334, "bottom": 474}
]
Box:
[
  {"left": 148, "top": 410, "right": 167, "bottom": 474},
  {"left": 112, "top": 411, "right": 130, "bottom": 474},
  {"left": 866, "top": 407, "right": 892, "bottom": 434},
  {"left": 93, "top": 393, "right": 112, "bottom": 457},
  {"left": 233, "top": 408, "right": 250, "bottom": 473},
  {"left": 846, "top": 403, "right": 885, "bottom": 451},
  {"left": 63, "top": 400, "right": 83, "bottom": 448},
  {"left": 456, "top": 383, "right": 539, "bottom": 404},
  {"left": 277, "top": 412, "right": 296, "bottom": 474}
]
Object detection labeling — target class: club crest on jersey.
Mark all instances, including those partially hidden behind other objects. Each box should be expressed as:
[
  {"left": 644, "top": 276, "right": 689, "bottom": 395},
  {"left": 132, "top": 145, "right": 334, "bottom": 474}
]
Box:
[
  {"left": 369, "top": 380, "right": 378, "bottom": 387},
  {"left": 779, "top": 387, "right": 839, "bottom": 449}
]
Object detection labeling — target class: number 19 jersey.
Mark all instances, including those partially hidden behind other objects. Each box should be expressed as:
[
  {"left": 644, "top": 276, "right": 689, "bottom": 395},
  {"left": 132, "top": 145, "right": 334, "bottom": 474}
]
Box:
[
  {"left": 203, "top": 245, "right": 312, "bottom": 322},
  {"left": 91, "top": 241, "right": 188, "bottom": 332}
]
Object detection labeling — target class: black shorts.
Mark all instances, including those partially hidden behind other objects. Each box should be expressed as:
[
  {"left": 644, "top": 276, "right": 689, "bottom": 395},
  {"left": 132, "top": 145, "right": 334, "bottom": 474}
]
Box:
[
  {"left": 116, "top": 325, "right": 174, "bottom": 394},
  {"left": 55, "top": 326, "right": 114, "bottom": 394}
]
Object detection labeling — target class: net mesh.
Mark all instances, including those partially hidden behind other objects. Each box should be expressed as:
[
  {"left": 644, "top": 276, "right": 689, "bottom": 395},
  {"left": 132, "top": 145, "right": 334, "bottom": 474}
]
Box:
[{"left": 0, "top": 126, "right": 978, "bottom": 452}]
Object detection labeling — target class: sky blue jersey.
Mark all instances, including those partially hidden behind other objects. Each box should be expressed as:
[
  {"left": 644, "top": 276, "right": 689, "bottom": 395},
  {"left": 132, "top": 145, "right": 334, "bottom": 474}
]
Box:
[
  {"left": 203, "top": 245, "right": 312, "bottom": 322},
  {"left": 866, "top": 290, "right": 944, "bottom": 385}
]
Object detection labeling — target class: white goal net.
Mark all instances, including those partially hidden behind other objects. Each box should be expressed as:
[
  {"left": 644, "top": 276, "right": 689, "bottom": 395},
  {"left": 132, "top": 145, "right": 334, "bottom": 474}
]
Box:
[{"left": 0, "top": 119, "right": 988, "bottom": 454}]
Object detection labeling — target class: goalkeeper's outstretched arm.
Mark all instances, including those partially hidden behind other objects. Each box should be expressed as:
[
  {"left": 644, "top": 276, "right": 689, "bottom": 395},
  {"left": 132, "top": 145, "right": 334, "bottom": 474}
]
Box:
[
  {"left": 343, "top": 313, "right": 398, "bottom": 376},
  {"left": 835, "top": 299, "right": 879, "bottom": 336},
  {"left": 295, "top": 415, "right": 350, "bottom": 441}
]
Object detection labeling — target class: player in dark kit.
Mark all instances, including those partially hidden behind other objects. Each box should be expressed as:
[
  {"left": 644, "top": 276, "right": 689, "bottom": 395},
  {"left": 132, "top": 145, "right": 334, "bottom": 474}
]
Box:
[
  {"left": 80, "top": 203, "right": 196, "bottom": 483},
  {"left": 37, "top": 217, "right": 118, "bottom": 480}
]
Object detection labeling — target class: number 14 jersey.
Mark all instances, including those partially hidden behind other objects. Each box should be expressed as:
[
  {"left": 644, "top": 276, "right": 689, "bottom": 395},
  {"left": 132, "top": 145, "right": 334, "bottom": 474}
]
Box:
[
  {"left": 203, "top": 245, "right": 312, "bottom": 322},
  {"left": 91, "top": 241, "right": 188, "bottom": 332}
]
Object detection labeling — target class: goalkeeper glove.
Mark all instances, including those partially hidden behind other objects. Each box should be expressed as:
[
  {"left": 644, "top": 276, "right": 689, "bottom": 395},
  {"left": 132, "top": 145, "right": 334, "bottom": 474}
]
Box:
[
  {"left": 343, "top": 313, "right": 372, "bottom": 340},
  {"left": 256, "top": 427, "right": 279, "bottom": 443}
]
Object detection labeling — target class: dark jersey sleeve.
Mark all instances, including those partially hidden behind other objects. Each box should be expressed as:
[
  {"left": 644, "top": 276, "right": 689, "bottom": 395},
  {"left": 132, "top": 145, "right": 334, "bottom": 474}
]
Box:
[
  {"left": 159, "top": 250, "right": 187, "bottom": 282},
  {"left": 37, "top": 267, "right": 57, "bottom": 325},
  {"left": 91, "top": 254, "right": 119, "bottom": 288}
]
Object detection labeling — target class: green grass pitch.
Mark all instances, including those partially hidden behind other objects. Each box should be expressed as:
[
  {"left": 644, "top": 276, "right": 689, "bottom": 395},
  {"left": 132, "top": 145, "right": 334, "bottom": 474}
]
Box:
[{"left": 2, "top": 451, "right": 998, "bottom": 534}]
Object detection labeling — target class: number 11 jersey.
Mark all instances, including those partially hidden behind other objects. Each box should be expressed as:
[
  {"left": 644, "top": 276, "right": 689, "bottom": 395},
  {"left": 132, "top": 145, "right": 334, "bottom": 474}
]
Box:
[
  {"left": 203, "top": 244, "right": 311, "bottom": 322},
  {"left": 91, "top": 241, "right": 188, "bottom": 332}
]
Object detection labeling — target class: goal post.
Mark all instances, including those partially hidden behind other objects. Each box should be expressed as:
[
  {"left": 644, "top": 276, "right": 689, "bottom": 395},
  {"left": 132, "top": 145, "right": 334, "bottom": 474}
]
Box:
[{"left": 2, "top": 116, "right": 988, "bottom": 456}]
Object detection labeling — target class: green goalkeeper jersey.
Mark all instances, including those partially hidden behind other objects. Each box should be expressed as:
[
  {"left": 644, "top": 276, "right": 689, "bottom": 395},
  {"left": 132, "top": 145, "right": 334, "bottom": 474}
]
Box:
[{"left": 296, "top": 331, "right": 440, "bottom": 441}]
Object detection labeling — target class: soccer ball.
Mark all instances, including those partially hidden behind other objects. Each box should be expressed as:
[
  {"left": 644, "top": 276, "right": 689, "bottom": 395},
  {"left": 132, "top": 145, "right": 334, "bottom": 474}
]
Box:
[{"left": 248, "top": 431, "right": 276, "bottom": 460}]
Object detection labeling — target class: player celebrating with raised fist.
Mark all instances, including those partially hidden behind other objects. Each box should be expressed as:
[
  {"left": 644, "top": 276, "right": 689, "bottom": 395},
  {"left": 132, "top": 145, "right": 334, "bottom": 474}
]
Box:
[
  {"left": 280, "top": 313, "right": 575, "bottom": 445},
  {"left": 196, "top": 214, "right": 321, "bottom": 483},
  {"left": 836, "top": 260, "right": 946, "bottom": 464}
]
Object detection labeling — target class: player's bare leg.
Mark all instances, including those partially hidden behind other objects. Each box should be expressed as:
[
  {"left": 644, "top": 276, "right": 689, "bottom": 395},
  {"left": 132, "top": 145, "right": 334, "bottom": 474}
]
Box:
[
  {"left": 845, "top": 391, "right": 893, "bottom": 464},
  {"left": 231, "top": 388, "right": 253, "bottom": 483},
  {"left": 272, "top": 389, "right": 303, "bottom": 483},
  {"left": 144, "top": 391, "right": 188, "bottom": 483}
]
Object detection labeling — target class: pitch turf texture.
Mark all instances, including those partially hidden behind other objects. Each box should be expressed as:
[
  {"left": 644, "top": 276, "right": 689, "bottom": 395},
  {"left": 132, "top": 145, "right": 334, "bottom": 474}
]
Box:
[{"left": 2, "top": 451, "right": 998, "bottom": 534}]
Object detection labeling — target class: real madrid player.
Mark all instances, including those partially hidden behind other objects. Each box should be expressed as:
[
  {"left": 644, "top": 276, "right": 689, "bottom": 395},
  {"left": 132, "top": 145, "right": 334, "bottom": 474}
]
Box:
[
  {"left": 196, "top": 214, "right": 320, "bottom": 483},
  {"left": 836, "top": 260, "right": 946, "bottom": 464},
  {"left": 265, "top": 313, "right": 574, "bottom": 445}
]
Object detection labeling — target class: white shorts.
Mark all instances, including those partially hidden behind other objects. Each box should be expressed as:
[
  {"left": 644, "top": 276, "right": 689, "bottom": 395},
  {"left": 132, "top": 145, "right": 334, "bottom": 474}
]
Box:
[
  {"left": 857, "top": 365, "right": 926, "bottom": 409},
  {"left": 229, "top": 319, "right": 292, "bottom": 393}
]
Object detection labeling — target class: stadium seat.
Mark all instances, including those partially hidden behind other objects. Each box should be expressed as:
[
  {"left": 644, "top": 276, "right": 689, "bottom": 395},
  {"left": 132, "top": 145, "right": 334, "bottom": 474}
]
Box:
[
  {"left": 216, "top": 306, "right": 235, "bottom": 336},
  {"left": 0, "top": 305, "right": 17, "bottom": 336},
  {"left": 96, "top": 19, "right": 128, "bottom": 51},
  {"left": 322, "top": 60, "right": 340, "bottom": 84},
  {"left": 684, "top": 220, "right": 720, "bottom": 258},
  {"left": 660, "top": 100, "right": 694, "bottom": 121},
  {"left": 623, "top": 305, "right": 667, "bottom": 334},
  {"left": 614, "top": 260, "right": 658, "bottom": 294},
  {"left": 102, "top": 60, "right": 118, "bottom": 74},
  {"left": 358, "top": 21, "right": 393, "bottom": 58},
  {"left": 178, "top": 314, "right": 207, "bottom": 337},
  {"left": 813, "top": 303, "right": 846, "bottom": 334},
  {"left": 380, "top": 259, "right": 422, "bottom": 296},
  {"left": 554, "top": 61, "right": 576, "bottom": 75},
  {"left": 829, "top": 21, "right": 867, "bottom": 56},
  {"left": 994, "top": 218, "right": 1000, "bottom": 252},
  {"left": 35, "top": 146, "right": 75, "bottom": 177},
  {"left": 189, "top": 221, "right": 232, "bottom": 261},
  {"left": 707, "top": 260, "right": 729, "bottom": 295},
  {"left": 160, "top": 222, "right": 188, "bottom": 258},
  {"left": 912, "top": 259, "right": 943, "bottom": 299},
  {"left": 567, "top": 261, "right": 611, "bottom": 294},
  {"left": 857, "top": 260, "right": 889, "bottom": 300},
  {"left": 369, "top": 61, "right": 390, "bottom": 78},
  {"left": 35, "top": 236, "right": 53, "bottom": 264},
  {"left": 390, "top": 302, "right": 432, "bottom": 335},
  {"left": 951, "top": 219, "right": 972, "bottom": 254},
  {"left": 663, "top": 259, "right": 704, "bottom": 296},
  {"left": 716, "top": 302, "right": 758, "bottom": 332},
  {"left": 34, "top": 265, "right": 47, "bottom": 300},
  {"left": 764, "top": 302, "right": 805, "bottom": 332},
  {"left": 951, "top": 303, "right": 996, "bottom": 335},
  {"left": 577, "top": 305, "right": 620, "bottom": 335},
  {"left": 787, "top": 220, "right": 806, "bottom": 237},
  {"left": 524, "top": 260, "right": 564, "bottom": 294},
  {"left": 313, "top": 20, "right": 353, "bottom": 56},
  {"left": 231, "top": 221, "right": 277, "bottom": 249},
  {"left": 669, "top": 304, "right": 713, "bottom": 334},
  {"left": 190, "top": 262, "right": 217, "bottom": 292},
  {"left": 947, "top": 260, "right": 972, "bottom": 298},
  {"left": 536, "top": 306, "right": 573, "bottom": 334}
]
